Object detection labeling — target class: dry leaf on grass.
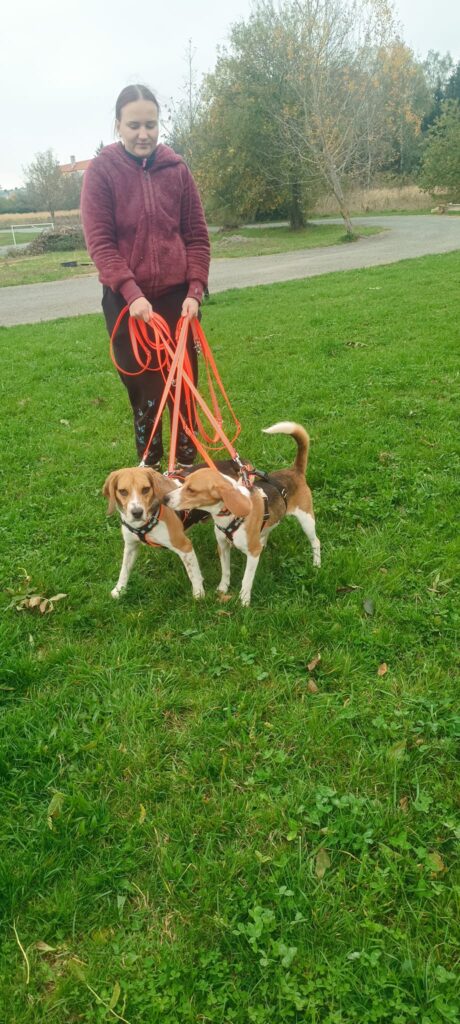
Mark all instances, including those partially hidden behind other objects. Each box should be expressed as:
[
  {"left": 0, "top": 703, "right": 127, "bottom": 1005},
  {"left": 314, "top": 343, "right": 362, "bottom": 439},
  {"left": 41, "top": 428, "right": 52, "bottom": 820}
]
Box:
[
  {"left": 315, "top": 848, "right": 331, "bottom": 880},
  {"left": 426, "top": 851, "right": 446, "bottom": 874},
  {"left": 307, "top": 679, "right": 319, "bottom": 694},
  {"left": 377, "top": 662, "right": 388, "bottom": 676},
  {"left": 217, "top": 593, "right": 232, "bottom": 603},
  {"left": 138, "top": 804, "right": 147, "bottom": 824},
  {"left": 307, "top": 653, "right": 321, "bottom": 672},
  {"left": 15, "top": 593, "right": 67, "bottom": 614}
]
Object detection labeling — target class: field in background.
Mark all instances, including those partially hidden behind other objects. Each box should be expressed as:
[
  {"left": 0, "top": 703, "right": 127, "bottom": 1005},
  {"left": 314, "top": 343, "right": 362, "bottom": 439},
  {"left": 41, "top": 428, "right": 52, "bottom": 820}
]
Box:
[
  {"left": 313, "top": 184, "right": 432, "bottom": 215},
  {"left": 0, "top": 210, "right": 80, "bottom": 229},
  {"left": 1, "top": 253, "right": 458, "bottom": 1023}
]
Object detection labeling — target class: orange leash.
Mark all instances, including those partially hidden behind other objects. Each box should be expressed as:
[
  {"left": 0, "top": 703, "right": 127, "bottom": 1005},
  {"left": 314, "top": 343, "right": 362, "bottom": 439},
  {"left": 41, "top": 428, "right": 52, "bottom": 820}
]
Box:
[{"left": 109, "top": 307, "right": 243, "bottom": 473}]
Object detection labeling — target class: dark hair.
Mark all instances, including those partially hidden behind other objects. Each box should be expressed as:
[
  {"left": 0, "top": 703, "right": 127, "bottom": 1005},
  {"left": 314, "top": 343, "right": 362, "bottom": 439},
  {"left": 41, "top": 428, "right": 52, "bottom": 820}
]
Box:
[{"left": 115, "top": 84, "right": 160, "bottom": 121}]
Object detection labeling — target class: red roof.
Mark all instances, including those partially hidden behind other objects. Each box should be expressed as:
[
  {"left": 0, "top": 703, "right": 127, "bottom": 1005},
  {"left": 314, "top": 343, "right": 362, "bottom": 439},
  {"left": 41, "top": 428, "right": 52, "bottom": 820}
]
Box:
[{"left": 59, "top": 159, "right": 91, "bottom": 174}]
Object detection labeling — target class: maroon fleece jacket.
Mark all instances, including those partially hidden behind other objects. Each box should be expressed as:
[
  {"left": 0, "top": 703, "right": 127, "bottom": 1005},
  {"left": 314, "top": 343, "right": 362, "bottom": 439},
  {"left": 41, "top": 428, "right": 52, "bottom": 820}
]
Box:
[{"left": 80, "top": 143, "right": 210, "bottom": 306}]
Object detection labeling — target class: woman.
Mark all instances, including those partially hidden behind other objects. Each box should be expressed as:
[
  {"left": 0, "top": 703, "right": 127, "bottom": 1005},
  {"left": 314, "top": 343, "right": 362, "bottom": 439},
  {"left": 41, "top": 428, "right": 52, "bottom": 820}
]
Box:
[{"left": 81, "top": 83, "right": 210, "bottom": 468}]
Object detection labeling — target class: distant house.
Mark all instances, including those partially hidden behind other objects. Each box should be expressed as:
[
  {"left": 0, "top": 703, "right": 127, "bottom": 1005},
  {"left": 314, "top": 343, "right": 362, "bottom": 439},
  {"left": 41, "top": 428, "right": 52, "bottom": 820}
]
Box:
[{"left": 59, "top": 156, "right": 91, "bottom": 175}]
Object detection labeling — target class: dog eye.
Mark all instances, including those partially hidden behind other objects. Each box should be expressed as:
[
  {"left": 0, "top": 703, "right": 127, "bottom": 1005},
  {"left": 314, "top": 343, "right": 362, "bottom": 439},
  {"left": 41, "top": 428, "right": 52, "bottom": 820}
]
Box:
[
  {"left": 141, "top": 486, "right": 151, "bottom": 495},
  {"left": 117, "top": 488, "right": 128, "bottom": 497}
]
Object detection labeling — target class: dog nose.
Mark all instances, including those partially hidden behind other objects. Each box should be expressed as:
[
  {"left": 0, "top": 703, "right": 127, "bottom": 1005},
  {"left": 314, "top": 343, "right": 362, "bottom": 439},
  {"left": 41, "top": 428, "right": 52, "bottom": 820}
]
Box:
[
  {"left": 131, "top": 506, "right": 144, "bottom": 520},
  {"left": 163, "top": 494, "right": 171, "bottom": 505}
]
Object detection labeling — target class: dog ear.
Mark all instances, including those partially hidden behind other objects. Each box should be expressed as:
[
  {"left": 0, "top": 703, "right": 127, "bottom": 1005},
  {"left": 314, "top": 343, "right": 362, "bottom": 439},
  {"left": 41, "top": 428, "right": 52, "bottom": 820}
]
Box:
[
  {"left": 216, "top": 479, "right": 252, "bottom": 518},
  {"left": 144, "top": 468, "right": 176, "bottom": 501},
  {"left": 102, "top": 471, "right": 119, "bottom": 515}
]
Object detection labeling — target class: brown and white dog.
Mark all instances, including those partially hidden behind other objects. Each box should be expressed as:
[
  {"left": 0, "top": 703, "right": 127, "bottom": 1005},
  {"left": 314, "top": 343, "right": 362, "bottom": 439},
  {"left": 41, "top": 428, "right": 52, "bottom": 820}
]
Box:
[
  {"left": 163, "top": 422, "right": 321, "bottom": 606},
  {"left": 103, "top": 467, "right": 206, "bottom": 599}
]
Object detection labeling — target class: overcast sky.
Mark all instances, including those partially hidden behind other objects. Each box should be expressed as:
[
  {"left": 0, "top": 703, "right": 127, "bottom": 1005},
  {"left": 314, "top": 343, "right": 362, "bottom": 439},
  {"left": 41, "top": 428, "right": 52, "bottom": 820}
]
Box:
[{"left": 1, "top": 0, "right": 459, "bottom": 189}]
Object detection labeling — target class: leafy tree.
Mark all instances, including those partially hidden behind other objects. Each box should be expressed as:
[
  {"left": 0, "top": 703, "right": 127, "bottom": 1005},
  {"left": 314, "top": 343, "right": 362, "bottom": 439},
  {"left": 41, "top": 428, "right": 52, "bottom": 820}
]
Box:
[
  {"left": 363, "top": 41, "right": 429, "bottom": 179},
  {"left": 418, "top": 100, "right": 460, "bottom": 201},
  {"left": 22, "top": 149, "right": 63, "bottom": 220},
  {"left": 60, "top": 171, "right": 83, "bottom": 210},
  {"left": 445, "top": 61, "right": 460, "bottom": 102},
  {"left": 195, "top": 0, "right": 399, "bottom": 236},
  {"left": 190, "top": 26, "right": 318, "bottom": 228}
]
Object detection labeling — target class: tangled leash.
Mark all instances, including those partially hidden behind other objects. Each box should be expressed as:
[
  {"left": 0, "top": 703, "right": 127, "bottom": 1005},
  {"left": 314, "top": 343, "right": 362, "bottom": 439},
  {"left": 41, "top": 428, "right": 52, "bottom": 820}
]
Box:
[{"left": 110, "top": 306, "right": 252, "bottom": 478}]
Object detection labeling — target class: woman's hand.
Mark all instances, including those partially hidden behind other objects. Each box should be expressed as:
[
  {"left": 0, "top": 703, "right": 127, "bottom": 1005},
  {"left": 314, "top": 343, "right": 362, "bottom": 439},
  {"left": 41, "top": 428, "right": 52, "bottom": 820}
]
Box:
[
  {"left": 181, "top": 297, "right": 200, "bottom": 320},
  {"left": 129, "top": 296, "right": 154, "bottom": 322}
]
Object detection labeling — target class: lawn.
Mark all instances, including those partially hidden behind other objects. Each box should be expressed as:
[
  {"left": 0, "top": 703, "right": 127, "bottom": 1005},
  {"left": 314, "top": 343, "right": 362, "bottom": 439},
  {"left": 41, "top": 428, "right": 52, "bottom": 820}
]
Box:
[
  {"left": 0, "top": 250, "right": 95, "bottom": 288},
  {"left": 0, "top": 230, "right": 43, "bottom": 247},
  {"left": 210, "top": 222, "right": 381, "bottom": 258},
  {"left": 1, "top": 253, "right": 459, "bottom": 1023},
  {"left": 0, "top": 224, "right": 381, "bottom": 288}
]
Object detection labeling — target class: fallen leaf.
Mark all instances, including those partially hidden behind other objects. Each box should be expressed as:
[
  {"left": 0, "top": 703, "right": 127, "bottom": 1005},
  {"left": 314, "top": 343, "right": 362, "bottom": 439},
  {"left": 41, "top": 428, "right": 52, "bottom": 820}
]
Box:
[
  {"left": 399, "top": 796, "right": 409, "bottom": 814},
  {"left": 35, "top": 941, "right": 56, "bottom": 953},
  {"left": 388, "top": 739, "right": 407, "bottom": 760},
  {"left": 215, "top": 610, "right": 232, "bottom": 617},
  {"left": 363, "top": 598, "right": 375, "bottom": 616},
  {"left": 307, "top": 653, "right": 321, "bottom": 672},
  {"left": 60, "top": 418, "right": 70, "bottom": 426},
  {"left": 336, "top": 584, "right": 359, "bottom": 594},
  {"left": 108, "top": 981, "right": 121, "bottom": 1010},
  {"left": 315, "top": 848, "right": 331, "bottom": 880},
  {"left": 47, "top": 791, "right": 65, "bottom": 829},
  {"left": 426, "top": 851, "right": 446, "bottom": 874},
  {"left": 307, "top": 679, "right": 319, "bottom": 694},
  {"left": 217, "top": 593, "right": 232, "bottom": 603},
  {"left": 48, "top": 593, "right": 67, "bottom": 604},
  {"left": 138, "top": 804, "right": 147, "bottom": 824},
  {"left": 377, "top": 662, "right": 388, "bottom": 676}
]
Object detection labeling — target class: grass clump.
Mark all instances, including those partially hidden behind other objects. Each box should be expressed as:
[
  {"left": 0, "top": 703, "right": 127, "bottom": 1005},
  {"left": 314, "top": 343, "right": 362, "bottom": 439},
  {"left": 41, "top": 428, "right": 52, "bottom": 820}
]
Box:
[{"left": 0, "top": 252, "right": 459, "bottom": 1022}]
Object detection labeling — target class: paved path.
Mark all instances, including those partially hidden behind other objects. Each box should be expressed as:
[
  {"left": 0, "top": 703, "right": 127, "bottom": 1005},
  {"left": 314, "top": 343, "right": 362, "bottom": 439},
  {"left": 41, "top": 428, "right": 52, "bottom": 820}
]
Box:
[{"left": 1, "top": 215, "right": 459, "bottom": 327}]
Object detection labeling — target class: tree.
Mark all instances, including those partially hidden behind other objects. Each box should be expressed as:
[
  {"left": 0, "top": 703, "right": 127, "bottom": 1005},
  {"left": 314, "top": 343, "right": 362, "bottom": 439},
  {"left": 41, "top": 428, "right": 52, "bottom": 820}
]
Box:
[
  {"left": 207, "top": 0, "right": 399, "bottom": 236},
  {"left": 418, "top": 100, "right": 460, "bottom": 201},
  {"left": 164, "top": 39, "right": 202, "bottom": 169},
  {"left": 363, "top": 41, "right": 429, "bottom": 179},
  {"left": 22, "top": 149, "right": 63, "bottom": 220}
]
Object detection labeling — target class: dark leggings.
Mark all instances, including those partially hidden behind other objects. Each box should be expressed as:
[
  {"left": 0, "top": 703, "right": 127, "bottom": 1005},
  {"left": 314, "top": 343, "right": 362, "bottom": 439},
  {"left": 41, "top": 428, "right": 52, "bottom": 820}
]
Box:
[{"left": 102, "top": 284, "right": 198, "bottom": 466}]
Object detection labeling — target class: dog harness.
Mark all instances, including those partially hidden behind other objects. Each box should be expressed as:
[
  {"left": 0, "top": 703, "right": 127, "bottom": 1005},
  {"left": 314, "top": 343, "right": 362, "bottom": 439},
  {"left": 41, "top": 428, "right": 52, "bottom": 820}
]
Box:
[
  {"left": 121, "top": 506, "right": 209, "bottom": 547},
  {"left": 216, "top": 491, "right": 270, "bottom": 543}
]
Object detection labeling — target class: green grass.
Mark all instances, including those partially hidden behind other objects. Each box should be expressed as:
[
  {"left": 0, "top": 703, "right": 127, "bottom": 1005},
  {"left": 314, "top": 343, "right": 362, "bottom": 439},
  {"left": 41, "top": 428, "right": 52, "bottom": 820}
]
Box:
[
  {"left": 0, "top": 230, "right": 43, "bottom": 246},
  {"left": 0, "top": 250, "right": 95, "bottom": 287},
  {"left": 210, "top": 222, "right": 381, "bottom": 258},
  {"left": 1, "top": 253, "right": 459, "bottom": 1023}
]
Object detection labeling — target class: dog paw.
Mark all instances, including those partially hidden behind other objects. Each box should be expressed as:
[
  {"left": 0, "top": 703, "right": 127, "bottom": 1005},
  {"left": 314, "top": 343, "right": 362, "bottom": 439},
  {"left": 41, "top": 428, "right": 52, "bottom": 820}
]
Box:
[
  {"left": 193, "top": 586, "right": 205, "bottom": 600},
  {"left": 111, "top": 587, "right": 122, "bottom": 599},
  {"left": 240, "top": 592, "right": 252, "bottom": 607}
]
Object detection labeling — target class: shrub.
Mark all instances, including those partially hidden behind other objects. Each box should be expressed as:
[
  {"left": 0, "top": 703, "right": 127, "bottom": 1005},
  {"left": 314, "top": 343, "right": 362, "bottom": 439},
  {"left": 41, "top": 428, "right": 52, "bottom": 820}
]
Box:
[{"left": 26, "top": 226, "right": 86, "bottom": 254}]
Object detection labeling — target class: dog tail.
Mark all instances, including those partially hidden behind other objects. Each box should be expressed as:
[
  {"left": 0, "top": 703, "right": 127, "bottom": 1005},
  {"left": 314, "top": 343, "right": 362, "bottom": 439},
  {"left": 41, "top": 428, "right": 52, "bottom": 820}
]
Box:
[{"left": 262, "top": 421, "right": 310, "bottom": 475}]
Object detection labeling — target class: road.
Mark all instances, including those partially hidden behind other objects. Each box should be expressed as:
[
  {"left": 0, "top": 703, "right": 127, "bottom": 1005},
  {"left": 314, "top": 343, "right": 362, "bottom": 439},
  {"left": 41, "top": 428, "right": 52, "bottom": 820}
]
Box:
[{"left": 1, "top": 215, "right": 459, "bottom": 328}]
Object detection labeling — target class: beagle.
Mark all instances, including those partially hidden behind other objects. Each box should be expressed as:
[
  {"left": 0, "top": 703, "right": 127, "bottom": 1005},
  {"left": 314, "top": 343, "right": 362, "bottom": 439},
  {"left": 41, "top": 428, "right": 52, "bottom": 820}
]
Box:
[
  {"left": 102, "top": 467, "right": 207, "bottom": 599},
  {"left": 163, "top": 422, "right": 321, "bottom": 606}
]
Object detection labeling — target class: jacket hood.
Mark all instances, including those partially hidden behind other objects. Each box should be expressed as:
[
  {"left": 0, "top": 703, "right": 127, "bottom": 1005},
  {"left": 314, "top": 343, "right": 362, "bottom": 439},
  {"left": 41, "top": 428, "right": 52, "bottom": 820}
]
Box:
[{"left": 95, "top": 142, "right": 184, "bottom": 171}]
